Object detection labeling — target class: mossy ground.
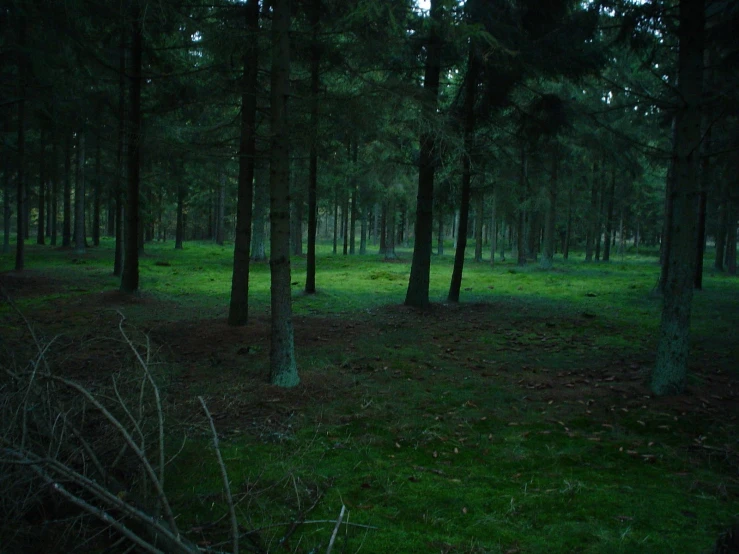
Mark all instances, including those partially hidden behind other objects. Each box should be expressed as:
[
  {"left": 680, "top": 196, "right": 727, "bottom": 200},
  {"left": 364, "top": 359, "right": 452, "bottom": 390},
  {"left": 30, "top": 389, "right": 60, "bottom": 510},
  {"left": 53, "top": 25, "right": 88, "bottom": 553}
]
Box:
[{"left": 1, "top": 238, "right": 737, "bottom": 553}]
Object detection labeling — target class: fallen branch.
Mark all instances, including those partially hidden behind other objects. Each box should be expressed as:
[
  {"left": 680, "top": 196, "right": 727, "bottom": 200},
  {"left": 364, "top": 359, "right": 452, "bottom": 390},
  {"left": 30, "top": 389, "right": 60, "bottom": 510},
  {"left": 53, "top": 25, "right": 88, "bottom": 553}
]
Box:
[{"left": 326, "top": 505, "right": 346, "bottom": 554}]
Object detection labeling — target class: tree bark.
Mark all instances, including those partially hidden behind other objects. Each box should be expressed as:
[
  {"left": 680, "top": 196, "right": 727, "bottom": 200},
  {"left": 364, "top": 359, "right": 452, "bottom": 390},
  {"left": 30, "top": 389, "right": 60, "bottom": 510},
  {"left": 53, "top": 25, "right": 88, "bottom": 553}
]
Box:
[
  {"left": 92, "top": 125, "right": 101, "bottom": 246},
  {"left": 37, "top": 133, "right": 46, "bottom": 245},
  {"left": 74, "top": 130, "right": 86, "bottom": 254},
  {"left": 726, "top": 204, "right": 737, "bottom": 275},
  {"left": 474, "top": 191, "right": 484, "bottom": 262},
  {"left": 251, "top": 162, "right": 268, "bottom": 261},
  {"left": 448, "top": 45, "right": 479, "bottom": 302},
  {"left": 269, "top": 0, "right": 299, "bottom": 387},
  {"left": 517, "top": 145, "right": 527, "bottom": 267},
  {"left": 652, "top": 0, "right": 704, "bottom": 396},
  {"left": 2, "top": 129, "right": 10, "bottom": 254},
  {"left": 714, "top": 180, "right": 727, "bottom": 271},
  {"left": 585, "top": 161, "right": 598, "bottom": 262},
  {"left": 541, "top": 143, "right": 558, "bottom": 269},
  {"left": 385, "top": 198, "right": 396, "bottom": 259},
  {"left": 121, "top": 3, "right": 143, "bottom": 294},
  {"left": 305, "top": 0, "right": 320, "bottom": 292},
  {"left": 15, "top": 14, "right": 26, "bottom": 270},
  {"left": 603, "top": 166, "right": 616, "bottom": 262},
  {"left": 489, "top": 189, "right": 496, "bottom": 267},
  {"left": 229, "top": 0, "right": 259, "bottom": 325},
  {"left": 659, "top": 116, "right": 678, "bottom": 287},
  {"left": 405, "top": 0, "right": 442, "bottom": 307},
  {"left": 113, "top": 29, "right": 125, "bottom": 276}
]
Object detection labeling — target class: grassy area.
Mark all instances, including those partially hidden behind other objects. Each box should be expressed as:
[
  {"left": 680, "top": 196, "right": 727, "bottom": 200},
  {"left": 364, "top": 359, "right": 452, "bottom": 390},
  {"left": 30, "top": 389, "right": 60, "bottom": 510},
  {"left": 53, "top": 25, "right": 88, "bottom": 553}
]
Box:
[{"left": 1, "top": 238, "right": 737, "bottom": 553}]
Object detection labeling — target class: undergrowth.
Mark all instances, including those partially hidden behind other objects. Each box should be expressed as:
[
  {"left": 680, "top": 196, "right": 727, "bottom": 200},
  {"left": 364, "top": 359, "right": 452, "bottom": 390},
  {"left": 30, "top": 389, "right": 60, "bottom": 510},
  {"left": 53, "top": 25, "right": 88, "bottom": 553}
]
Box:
[{"left": 1, "top": 239, "right": 737, "bottom": 553}]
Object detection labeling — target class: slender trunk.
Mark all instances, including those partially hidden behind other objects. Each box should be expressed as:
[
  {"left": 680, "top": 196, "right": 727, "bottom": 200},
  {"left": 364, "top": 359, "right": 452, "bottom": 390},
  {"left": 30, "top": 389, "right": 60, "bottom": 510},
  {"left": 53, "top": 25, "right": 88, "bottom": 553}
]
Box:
[
  {"left": 228, "top": 0, "right": 259, "bottom": 325},
  {"left": 714, "top": 180, "right": 727, "bottom": 271},
  {"left": 349, "top": 184, "right": 357, "bottom": 254},
  {"left": 594, "top": 160, "right": 604, "bottom": 261},
  {"left": 379, "top": 202, "right": 386, "bottom": 255},
  {"left": 74, "top": 130, "right": 86, "bottom": 254},
  {"left": 37, "top": 134, "right": 46, "bottom": 245},
  {"left": 585, "top": 163, "right": 597, "bottom": 262},
  {"left": 113, "top": 29, "right": 125, "bottom": 276},
  {"left": 603, "top": 166, "right": 616, "bottom": 262},
  {"left": 50, "top": 124, "right": 59, "bottom": 246},
  {"left": 563, "top": 179, "right": 572, "bottom": 260},
  {"left": 121, "top": 4, "right": 143, "bottom": 294},
  {"left": 2, "top": 140, "right": 10, "bottom": 254},
  {"left": 175, "top": 184, "right": 184, "bottom": 250},
  {"left": 305, "top": 0, "right": 320, "bottom": 292},
  {"left": 436, "top": 207, "right": 444, "bottom": 255},
  {"left": 251, "top": 162, "right": 268, "bottom": 261},
  {"left": 499, "top": 220, "right": 506, "bottom": 262},
  {"left": 541, "top": 144, "right": 558, "bottom": 269},
  {"left": 385, "top": 198, "right": 396, "bottom": 259},
  {"left": 269, "top": 0, "right": 299, "bottom": 387},
  {"left": 652, "top": 0, "right": 704, "bottom": 396},
  {"left": 405, "top": 0, "right": 443, "bottom": 307},
  {"left": 517, "top": 145, "right": 527, "bottom": 266},
  {"left": 448, "top": 45, "right": 479, "bottom": 301},
  {"left": 15, "top": 15, "right": 26, "bottom": 270},
  {"left": 359, "top": 202, "right": 367, "bottom": 254},
  {"left": 489, "top": 189, "right": 496, "bottom": 267},
  {"left": 332, "top": 185, "right": 338, "bottom": 254},
  {"left": 215, "top": 174, "right": 225, "bottom": 246},
  {"left": 342, "top": 189, "right": 349, "bottom": 255},
  {"left": 474, "top": 192, "right": 483, "bottom": 262},
  {"left": 62, "top": 133, "right": 72, "bottom": 247},
  {"left": 92, "top": 125, "right": 101, "bottom": 246}
]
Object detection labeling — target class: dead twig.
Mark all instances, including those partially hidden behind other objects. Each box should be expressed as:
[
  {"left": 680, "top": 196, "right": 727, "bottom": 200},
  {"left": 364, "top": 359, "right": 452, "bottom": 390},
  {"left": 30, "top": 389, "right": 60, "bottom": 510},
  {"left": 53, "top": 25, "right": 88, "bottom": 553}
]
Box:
[{"left": 199, "top": 396, "right": 239, "bottom": 554}]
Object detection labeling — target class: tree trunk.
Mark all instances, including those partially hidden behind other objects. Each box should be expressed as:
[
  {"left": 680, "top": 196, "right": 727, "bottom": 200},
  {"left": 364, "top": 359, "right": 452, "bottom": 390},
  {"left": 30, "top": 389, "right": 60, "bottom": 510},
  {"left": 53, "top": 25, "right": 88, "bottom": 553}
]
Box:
[
  {"left": 585, "top": 162, "right": 598, "bottom": 262},
  {"left": 714, "top": 180, "right": 727, "bottom": 271},
  {"left": 436, "top": 207, "right": 444, "bottom": 256},
  {"left": 305, "top": 0, "right": 320, "bottom": 292},
  {"left": 121, "top": 3, "right": 143, "bottom": 294},
  {"left": 175, "top": 184, "right": 184, "bottom": 250},
  {"left": 474, "top": 191, "right": 483, "bottom": 262},
  {"left": 215, "top": 174, "right": 225, "bottom": 246},
  {"left": 517, "top": 145, "right": 527, "bottom": 267},
  {"left": 50, "top": 123, "right": 59, "bottom": 246},
  {"left": 228, "top": 0, "right": 259, "bottom": 326},
  {"left": 62, "top": 133, "right": 72, "bottom": 247},
  {"left": 342, "top": 189, "right": 349, "bottom": 255},
  {"left": 74, "top": 130, "right": 86, "bottom": 254},
  {"left": 3, "top": 141, "right": 10, "bottom": 254},
  {"left": 726, "top": 204, "right": 737, "bottom": 275},
  {"left": 349, "top": 184, "right": 357, "bottom": 254},
  {"left": 541, "top": 143, "right": 558, "bottom": 269},
  {"left": 15, "top": 14, "right": 26, "bottom": 270},
  {"left": 113, "top": 30, "right": 125, "bottom": 276},
  {"left": 405, "top": 0, "right": 443, "bottom": 307},
  {"left": 379, "top": 202, "right": 386, "bottom": 255},
  {"left": 603, "top": 166, "right": 616, "bottom": 262},
  {"left": 448, "top": 44, "right": 479, "bottom": 302},
  {"left": 269, "top": 0, "right": 299, "bottom": 387},
  {"left": 37, "top": 134, "right": 46, "bottom": 245},
  {"left": 563, "top": 179, "right": 573, "bottom": 260},
  {"left": 251, "top": 162, "right": 268, "bottom": 261},
  {"left": 489, "top": 189, "right": 496, "bottom": 267},
  {"left": 652, "top": 0, "right": 704, "bottom": 396},
  {"left": 92, "top": 126, "right": 101, "bottom": 246},
  {"left": 660, "top": 116, "right": 678, "bottom": 287},
  {"left": 385, "top": 198, "right": 397, "bottom": 259},
  {"left": 332, "top": 185, "right": 338, "bottom": 254}
]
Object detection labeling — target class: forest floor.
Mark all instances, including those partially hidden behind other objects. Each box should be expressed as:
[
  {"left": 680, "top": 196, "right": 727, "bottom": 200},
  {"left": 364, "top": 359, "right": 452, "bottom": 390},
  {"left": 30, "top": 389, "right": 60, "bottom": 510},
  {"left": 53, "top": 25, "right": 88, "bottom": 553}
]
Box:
[{"left": 1, "top": 239, "right": 738, "bottom": 553}]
